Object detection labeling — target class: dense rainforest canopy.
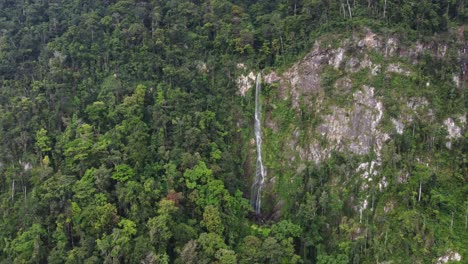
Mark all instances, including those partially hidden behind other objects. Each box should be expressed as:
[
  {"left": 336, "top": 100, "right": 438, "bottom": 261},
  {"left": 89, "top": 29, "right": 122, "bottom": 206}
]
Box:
[{"left": 0, "top": 0, "right": 466, "bottom": 263}]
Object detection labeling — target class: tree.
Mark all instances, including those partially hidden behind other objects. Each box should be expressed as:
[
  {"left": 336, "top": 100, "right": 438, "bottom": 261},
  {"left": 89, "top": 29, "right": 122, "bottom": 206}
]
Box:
[
  {"left": 271, "top": 220, "right": 302, "bottom": 241},
  {"left": 238, "top": 235, "right": 263, "bottom": 264},
  {"left": 8, "top": 224, "right": 46, "bottom": 263},
  {"left": 96, "top": 218, "right": 137, "bottom": 263},
  {"left": 196, "top": 232, "right": 228, "bottom": 264},
  {"left": 35, "top": 128, "right": 51, "bottom": 159},
  {"left": 215, "top": 248, "right": 237, "bottom": 264},
  {"left": 177, "top": 240, "right": 198, "bottom": 264},
  {"left": 112, "top": 164, "right": 135, "bottom": 182},
  {"left": 183, "top": 160, "right": 213, "bottom": 190},
  {"left": 47, "top": 221, "right": 68, "bottom": 264},
  {"left": 201, "top": 205, "right": 224, "bottom": 235},
  {"left": 147, "top": 199, "right": 178, "bottom": 252},
  {"left": 260, "top": 237, "right": 283, "bottom": 263},
  {"left": 63, "top": 123, "right": 96, "bottom": 175}
]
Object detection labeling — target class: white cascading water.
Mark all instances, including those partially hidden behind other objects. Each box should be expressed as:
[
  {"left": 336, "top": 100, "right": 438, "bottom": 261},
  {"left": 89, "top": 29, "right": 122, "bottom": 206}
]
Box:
[{"left": 251, "top": 73, "right": 266, "bottom": 214}]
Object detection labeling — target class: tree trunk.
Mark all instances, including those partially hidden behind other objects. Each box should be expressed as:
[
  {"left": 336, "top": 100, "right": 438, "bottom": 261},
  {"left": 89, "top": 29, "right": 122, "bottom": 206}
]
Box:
[
  {"left": 418, "top": 181, "right": 422, "bottom": 202},
  {"left": 347, "top": 0, "right": 353, "bottom": 18},
  {"left": 11, "top": 180, "right": 15, "bottom": 201},
  {"left": 383, "top": 0, "right": 387, "bottom": 18}
]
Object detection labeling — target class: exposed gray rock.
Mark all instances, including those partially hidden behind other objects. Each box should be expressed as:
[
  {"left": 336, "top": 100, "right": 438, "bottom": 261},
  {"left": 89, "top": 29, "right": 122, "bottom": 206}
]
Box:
[
  {"left": 436, "top": 250, "right": 462, "bottom": 264},
  {"left": 356, "top": 161, "right": 379, "bottom": 181},
  {"left": 331, "top": 48, "right": 346, "bottom": 69},
  {"left": 357, "top": 31, "right": 381, "bottom": 50},
  {"left": 236, "top": 63, "right": 246, "bottom": 70},
  {"left": 444, "top": 118, "right": 462, "bottom": 139},
  {"left": 237, "top": 71, "right": 256, "bottom": 96},
  {"left": 19, "top": 160, "right": 32, "bottom": 171},
  {"left": 397, "top": 172, "right": 409, "bottom": 183},
  {"left": 264, "top": 71, "right": 281, "bottom": 84},
  {"left": 384, "top": 37, "right": 399, "bottom": 57},
  {"left": 453, "top": 74, "right": 460, "bottom": 88},
  {"left": 387, "top": 63, "right": 411, "bottom": 76},
  {"left": 407, "top": 97, "right": 429, "bottom": 110},
  {"left": 443, "top": 117, "right": 463, "bottom": 149},
  {"left": 281, "top": 43, "right": 330, "bottom": 107},
  {"left": 303, "top": 86, "right": 390, "bottom": 163},
  {"left": 334, "top": 77, "right": 353, "bottom": 93},
  {"left": 196, "top": 61, "right": 208, "bottom": 73}
]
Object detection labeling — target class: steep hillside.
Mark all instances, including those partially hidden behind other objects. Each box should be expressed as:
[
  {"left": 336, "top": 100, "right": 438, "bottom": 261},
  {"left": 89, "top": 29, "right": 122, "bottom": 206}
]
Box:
[{"left": 238, "top": 28, "right": 466, "bottom": 263}]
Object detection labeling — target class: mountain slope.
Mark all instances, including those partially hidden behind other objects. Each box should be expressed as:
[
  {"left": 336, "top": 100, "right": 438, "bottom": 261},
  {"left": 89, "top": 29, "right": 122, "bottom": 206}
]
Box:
[
  {"left": 237, "top": 28, "right": 466, "bottom": 262},
  {"left": 0, "top": 1, "right": 466, "bottom": 263}
]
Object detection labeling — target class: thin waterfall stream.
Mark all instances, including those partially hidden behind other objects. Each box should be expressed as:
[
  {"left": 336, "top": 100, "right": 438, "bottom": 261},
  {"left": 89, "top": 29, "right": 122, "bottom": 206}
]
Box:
[{"left": 251, "top": 73, "right": 266, "bottom": 215}]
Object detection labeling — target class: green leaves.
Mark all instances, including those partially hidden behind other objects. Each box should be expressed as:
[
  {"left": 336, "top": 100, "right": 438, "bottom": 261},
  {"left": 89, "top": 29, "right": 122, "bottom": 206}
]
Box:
[
  {"left": 96, "top": 218, "right": 137, "bottom": 263},
  {"left": 9, "top": 224, "right": 46, "bottom": 262},
  {"left": 183, "top": 161, "right": 212, "bottom": 189},
  {"left": 196, "top": 232, "right": 228, "bottom": 263},
  {"left": 271, "top": 220, "right": 302, "bottom": 241},
  {"left": 201, "top": 206, "right": 224, "bottom": 235},
  {"left": 35, "top": 128, "right": 51, "bottom": 153},
  {"left": 112, "top": 164, "right": 135, "bottom": 182},
  {"left": 0, "top": 0, "right": 465, "bottom": 263}
]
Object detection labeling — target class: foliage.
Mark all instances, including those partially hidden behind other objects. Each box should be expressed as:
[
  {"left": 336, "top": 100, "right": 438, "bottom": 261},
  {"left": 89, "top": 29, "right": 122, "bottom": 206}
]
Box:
[{"left": 0, "top": 0, "right": 465, "bottom": 263}]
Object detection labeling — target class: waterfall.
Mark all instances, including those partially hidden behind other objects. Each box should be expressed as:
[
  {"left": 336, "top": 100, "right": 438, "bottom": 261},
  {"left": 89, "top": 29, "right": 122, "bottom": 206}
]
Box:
[{"left": 251, "top": 73, "right": 266, "bottom": 214}]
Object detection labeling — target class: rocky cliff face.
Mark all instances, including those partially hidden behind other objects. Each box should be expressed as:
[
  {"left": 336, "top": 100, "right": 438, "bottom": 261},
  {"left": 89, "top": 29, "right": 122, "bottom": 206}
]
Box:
[{"left": 238, "top": 29, "right": 465, "bottom": 218}]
